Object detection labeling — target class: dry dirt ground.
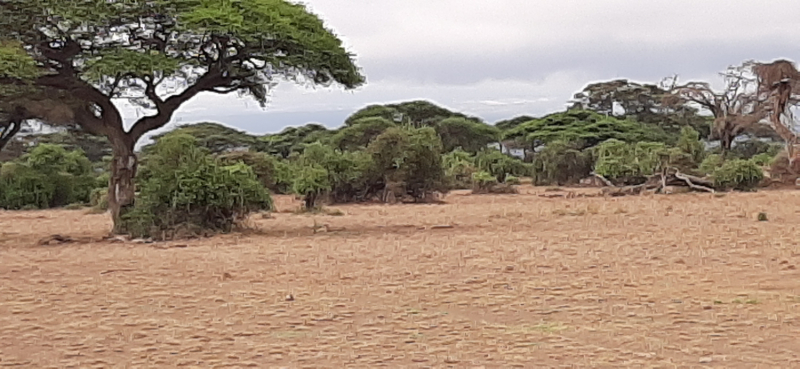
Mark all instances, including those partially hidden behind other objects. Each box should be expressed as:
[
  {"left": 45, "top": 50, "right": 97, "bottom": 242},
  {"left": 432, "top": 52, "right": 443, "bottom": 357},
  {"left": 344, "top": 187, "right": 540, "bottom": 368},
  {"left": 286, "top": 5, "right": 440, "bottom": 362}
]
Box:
[{"left": 2, "top": 188, "right": 800, "bottom": 368}]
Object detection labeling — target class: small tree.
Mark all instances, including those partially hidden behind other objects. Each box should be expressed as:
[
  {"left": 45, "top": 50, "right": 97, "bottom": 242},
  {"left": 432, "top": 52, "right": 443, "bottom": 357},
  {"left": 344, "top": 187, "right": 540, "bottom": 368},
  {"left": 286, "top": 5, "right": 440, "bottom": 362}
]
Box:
[{"left": 530, "top": 141, "right": 592, "bottom": 186}]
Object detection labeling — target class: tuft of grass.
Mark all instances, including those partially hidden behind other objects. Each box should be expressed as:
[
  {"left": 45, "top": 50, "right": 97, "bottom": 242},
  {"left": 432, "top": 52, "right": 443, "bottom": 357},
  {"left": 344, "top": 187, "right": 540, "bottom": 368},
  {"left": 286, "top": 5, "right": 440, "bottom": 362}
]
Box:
[
  {"left": 757, "top": 212, "right": 768, "bottom": 222},
  {"left": 545, "top": 187, "right": 563, "bottom": 192}
]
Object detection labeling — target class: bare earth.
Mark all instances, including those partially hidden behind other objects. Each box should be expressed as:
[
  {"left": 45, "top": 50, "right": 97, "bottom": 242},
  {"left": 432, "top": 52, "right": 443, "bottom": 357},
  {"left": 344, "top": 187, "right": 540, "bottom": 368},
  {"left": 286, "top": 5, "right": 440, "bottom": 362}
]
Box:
[{"left": 2, "top": 188, "right": 800, "bottom": 368}]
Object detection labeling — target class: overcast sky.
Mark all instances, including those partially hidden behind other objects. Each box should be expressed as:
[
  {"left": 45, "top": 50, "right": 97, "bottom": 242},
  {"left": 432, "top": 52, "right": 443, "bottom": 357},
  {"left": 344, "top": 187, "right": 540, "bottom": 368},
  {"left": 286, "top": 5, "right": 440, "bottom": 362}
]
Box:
[{"left": 121, "top": 0, "right": 800, "bottom": 143}]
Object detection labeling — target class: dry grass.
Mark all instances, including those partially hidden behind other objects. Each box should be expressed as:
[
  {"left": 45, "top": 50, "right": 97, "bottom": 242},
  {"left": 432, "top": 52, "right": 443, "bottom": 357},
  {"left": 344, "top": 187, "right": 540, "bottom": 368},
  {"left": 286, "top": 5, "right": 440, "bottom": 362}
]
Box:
[{"left": 2, "top": 188, "right": 800, "bottom": 367}]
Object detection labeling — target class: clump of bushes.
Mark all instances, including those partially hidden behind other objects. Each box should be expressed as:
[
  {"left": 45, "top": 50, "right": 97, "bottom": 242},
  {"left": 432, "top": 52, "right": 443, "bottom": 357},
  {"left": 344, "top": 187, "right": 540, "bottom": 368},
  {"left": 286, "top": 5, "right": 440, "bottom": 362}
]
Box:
[
  {"left": 0, "top": 144, "right": 99, "bottom": 209},
  {"left": 713, "top": 159, "right": 764, "bottom": 191},
  {"left": 119, "top": 134, "right": 272, "bottom": 240},
  {"left": 471, "top": 170, "right": 517, "bottom": 194},
  {"left": 530, "top": 140, "right": 592, "bottom": 185},
  {"left": 368, "top": 126, "right": 449, "bottom": 202}
]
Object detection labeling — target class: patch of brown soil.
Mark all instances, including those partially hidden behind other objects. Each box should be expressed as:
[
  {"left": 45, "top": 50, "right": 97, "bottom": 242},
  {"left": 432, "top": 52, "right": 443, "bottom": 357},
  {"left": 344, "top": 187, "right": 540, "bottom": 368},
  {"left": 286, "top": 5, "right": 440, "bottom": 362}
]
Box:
[{"left": 1, "top": 190, "right": 800, "bottom": 367}]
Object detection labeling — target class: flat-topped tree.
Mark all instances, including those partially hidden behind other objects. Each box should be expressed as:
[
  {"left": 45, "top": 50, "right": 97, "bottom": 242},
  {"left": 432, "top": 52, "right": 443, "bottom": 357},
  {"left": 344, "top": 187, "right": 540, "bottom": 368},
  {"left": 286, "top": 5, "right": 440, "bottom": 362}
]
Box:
[{"left": 0, "top": 0, "right": 364, "bottom": 231}]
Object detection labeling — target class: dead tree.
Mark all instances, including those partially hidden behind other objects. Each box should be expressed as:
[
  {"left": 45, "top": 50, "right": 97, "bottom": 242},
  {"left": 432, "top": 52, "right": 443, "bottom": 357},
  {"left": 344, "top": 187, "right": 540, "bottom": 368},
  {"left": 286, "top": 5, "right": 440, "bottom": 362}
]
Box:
[
  {"left": 664, "top": 63, "right": 769, "bottom": 158},
  {"left": 753, "top": 60, "right": 800, "bottom": 171}
]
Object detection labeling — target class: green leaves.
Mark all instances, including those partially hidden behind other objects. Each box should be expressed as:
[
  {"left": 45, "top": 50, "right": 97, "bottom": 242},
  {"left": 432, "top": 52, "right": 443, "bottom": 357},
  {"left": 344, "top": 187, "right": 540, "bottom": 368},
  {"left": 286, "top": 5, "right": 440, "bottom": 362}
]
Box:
[
  {"left": 0, "top": 41, "right": 40, "bottom": 80},
  {"left": 84, "top": 48, "right": 181, "bottom": 84}
]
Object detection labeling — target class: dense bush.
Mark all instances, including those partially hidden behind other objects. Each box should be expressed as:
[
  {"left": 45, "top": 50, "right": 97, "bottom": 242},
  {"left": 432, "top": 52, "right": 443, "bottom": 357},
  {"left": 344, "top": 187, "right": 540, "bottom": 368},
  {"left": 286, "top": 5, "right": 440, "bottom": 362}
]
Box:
[
  {"left": 217, "top": 151, "right": 284, "bottom": 193},
  {"left": 120, "top": 134, "right": 272, "bottom": 239},
  {"left": 368, "top": 126, "right": 448, "bottom": 201},
  {"left": 699, "top": 154, "right": 724, "bottom": 175},
  {"left": 296, "top": 142, "right": 376, "bottom": 204},
  {"left": 0, "top": 144, "right": 98, "bottom": 209},
  {"left": 474, "top": 149, "right": 528, "bottom": 183},
  {"left": 330, "top": 117, "right": 395, "bottom": 151},
  {"left": 530, "top": 140, "right": 592, "bottom": 185},
  {"left": 713, "top": 159, "right": 764, "bottom": 191},
  {"left": 442, "top": 149, "right": 477, "bottom": 189}
]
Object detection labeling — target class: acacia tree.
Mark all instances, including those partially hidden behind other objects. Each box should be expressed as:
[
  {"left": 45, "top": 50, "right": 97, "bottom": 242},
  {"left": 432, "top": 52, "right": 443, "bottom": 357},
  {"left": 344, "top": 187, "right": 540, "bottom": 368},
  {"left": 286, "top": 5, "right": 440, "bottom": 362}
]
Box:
[
  {"left": 0, "top": 0, "right": 364, "bottom": 231},
  {"left": 666, "top": 63, "right": 769, "bottom": 158}
]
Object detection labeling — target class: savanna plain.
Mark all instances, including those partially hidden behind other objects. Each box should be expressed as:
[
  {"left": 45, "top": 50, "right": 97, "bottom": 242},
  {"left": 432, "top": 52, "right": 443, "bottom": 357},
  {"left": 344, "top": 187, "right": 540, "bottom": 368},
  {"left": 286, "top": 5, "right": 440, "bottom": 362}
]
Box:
[{"left": 1, "top": 188, "right": 800, "bottom": 368}]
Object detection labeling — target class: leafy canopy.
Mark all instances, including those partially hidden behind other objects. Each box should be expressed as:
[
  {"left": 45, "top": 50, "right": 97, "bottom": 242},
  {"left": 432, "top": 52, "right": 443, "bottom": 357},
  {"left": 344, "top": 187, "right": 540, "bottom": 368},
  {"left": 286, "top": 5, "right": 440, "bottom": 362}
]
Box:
[{"left": 1, "top": 0, "right": 364, "bottom": 140}]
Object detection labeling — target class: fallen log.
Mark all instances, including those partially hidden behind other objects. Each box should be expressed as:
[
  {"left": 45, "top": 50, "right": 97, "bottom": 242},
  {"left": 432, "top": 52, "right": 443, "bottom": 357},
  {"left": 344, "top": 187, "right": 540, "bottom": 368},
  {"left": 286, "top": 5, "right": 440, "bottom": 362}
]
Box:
[{"left": 600, "top": 168, "right": 715, "bottom": 196}]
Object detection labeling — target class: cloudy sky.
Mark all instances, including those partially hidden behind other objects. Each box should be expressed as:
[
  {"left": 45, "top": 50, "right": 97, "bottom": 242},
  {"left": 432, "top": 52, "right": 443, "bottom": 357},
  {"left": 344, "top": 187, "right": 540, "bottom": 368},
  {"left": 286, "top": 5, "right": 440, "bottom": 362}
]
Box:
[{"left": 120, "top": 0, "right": 800, "bottom": 143}]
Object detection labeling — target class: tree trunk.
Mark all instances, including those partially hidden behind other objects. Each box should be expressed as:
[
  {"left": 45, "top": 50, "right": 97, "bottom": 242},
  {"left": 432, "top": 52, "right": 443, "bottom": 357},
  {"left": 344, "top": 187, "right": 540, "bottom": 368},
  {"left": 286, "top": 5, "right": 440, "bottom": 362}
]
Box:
[{"left": 107, "top": 133, "right": 138, "bottom": 234}]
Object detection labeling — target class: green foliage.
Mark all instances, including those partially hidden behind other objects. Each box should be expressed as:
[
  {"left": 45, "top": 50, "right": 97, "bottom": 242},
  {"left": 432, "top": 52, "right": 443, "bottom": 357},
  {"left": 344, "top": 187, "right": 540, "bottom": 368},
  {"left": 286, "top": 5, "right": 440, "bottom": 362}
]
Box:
[
  {"left": 503, "top": 110, "right": 674, "bottom": 151},
  {"left": 751, "top": 153, "right": 774, "bottom": 167},
  {"left": 471, "top": 171, "right": 498, "bottom": 191},
  {"left": 504, "top": 175, "right": 521, "bottom": 185},
  {"left": 0, "top": 40, "right": 40, "bottom": 80},
  {"left": 713, "top": 159, "right": 764, "bottom": 191},
  {"left": 531, "top": 141, "right": 592, "bottom": 186},
  {"left": 260, "top": 124, "right": 332, "bottom": 158},
  {"left": 474, "top": 149, "right": 529, "bottom": 183},
  {"left": 345, "top": 100, "right": 480, "bottom": 128},
  {"left": 0, "top": 144, "right": 96, "bottom": 209},
  {"left": 291, "top": 164, "right": 330, "bottom": 210},
  {"left": 331, "top": 117, "right": 396, "bottom": 151},
  {"left": 217, "top": 151, "right": 283, "bottom": 193},
  {"left": 676, "top": 126, "right": 705, "bottom": 165},
  {"left": 699, "top": 154, "right": 724, "bottom": 176},
  {"left": 593, "top": 140, "right": 670, "bottom": 184},
  {"left": 90, "top": 187, "right": 108, "bottom": 211},
  {"left": 149, "top": 123, "right": 262, "bottom": 155},
  {"left": 442, "top": 149, "right": 478, "bottom": 189},
  {"left": 727, "top": 140, "right": 783, "bottom": 161},
  {"left": 291, "top": 142, "right": 376, "bottom": 204},
  {"left": 435, "top": 117, "right": 500, "bottom": 153},
  {"left": 368, "top": 126, "right": 448, "bottom": 201},
  {"left": 120, "top": 134, "right": 272, "bottom": 239}
]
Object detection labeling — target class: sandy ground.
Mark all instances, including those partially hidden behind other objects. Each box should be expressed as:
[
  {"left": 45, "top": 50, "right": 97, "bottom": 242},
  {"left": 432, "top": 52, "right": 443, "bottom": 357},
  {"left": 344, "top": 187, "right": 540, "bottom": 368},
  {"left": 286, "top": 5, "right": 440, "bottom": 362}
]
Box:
[{"left": 1, "top": 188, "right": 800, "bottom": 368}]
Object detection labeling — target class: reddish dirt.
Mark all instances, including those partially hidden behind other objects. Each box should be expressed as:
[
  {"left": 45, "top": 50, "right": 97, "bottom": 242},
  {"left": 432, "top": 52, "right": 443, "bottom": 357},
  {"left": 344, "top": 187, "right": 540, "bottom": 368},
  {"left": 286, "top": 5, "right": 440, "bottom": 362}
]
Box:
[{"left": 2, "top": 188, "right": 800, "bottom": 368}]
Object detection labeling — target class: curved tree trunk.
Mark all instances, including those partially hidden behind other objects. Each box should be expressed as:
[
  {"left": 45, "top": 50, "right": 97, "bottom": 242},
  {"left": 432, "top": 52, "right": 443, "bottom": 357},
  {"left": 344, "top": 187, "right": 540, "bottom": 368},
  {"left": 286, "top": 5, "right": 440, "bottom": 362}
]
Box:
[{"left": 106, "top": 132, "right": 138, "bottom": 233}]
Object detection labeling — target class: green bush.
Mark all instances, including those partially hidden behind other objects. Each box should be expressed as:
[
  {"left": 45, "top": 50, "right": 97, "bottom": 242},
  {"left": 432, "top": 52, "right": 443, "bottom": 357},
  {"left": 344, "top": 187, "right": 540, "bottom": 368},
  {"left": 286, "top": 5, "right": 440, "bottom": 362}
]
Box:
[
  {"left": 751, "top": 153, "right": 774, "bottom": 167},
  {"left": 593, "top": 140, "right": 673, "bottom": 185},
  {"left": 217, "top": 151, "right": 284, "bottom": 193},
  {"left": 531, "top": 140, "right": 592, "bottom": 185},
  {"left": 0, "top": 163, "right": 53, "bottom": 209},
  {"left": 90, "top": 187, "right": 108, "bottom": 211},
  {"left": 296, "top": 142, "right": 376, "bottom": 204},
  {"left": 120, "top": 134, "right": 272, "bottom": 240},
  {"left": 442, "top": 149, "right": 477, "bottom": 189},
  {"left": 291, "top": 164, "right": 330, "bottom": 210},
  {"left": 368, "top": 127, "right": 449, "bottom": 201},
  {"left": 505, "top": 175, "right": 521, "bottom": 185},
  {"left": 713, "top": 159, "right": 764, "bottom": 191},
  {"left": 471, "top": 171, "right": 497, "bottom": 191},
  {"left": 0, "top": 145, "right": 96, "bottom": 209},
  {"left": 699, "top": 154, "right": 724, "bottom": 175},
  {"left": 474, "top": 149, "right": 528, "bottom": 183}
]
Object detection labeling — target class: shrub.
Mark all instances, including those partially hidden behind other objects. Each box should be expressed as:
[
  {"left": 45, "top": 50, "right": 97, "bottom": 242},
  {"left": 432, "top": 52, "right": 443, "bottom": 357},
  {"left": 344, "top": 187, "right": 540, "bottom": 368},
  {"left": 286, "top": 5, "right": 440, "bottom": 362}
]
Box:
[
  {"left": 713, "top": 159, "right": 764, "bottom": 191},
  {"left": 0, "top": 163, "right": 53, "bottom": 209},
  {"left": 291, "top": 164, "right": 330, "bottom": 210},
  {"left": 531, "top": 140, "right": 592, "bottom": 185},
  {"left": 505, "top": 175, "right": 521, "bottom": 185},
  {"left": 368, "top": 127, "right": 448, "bottom": 202},
  {"left": 699, "top": 154, "right": 724, "bottom": 175},
  {"left": 89, "top": 187, "right": 108, "bottom": 211},
  {"left": 442, "top": 149, "right": 477, "bottom": 189},
  {"left": 471, "top": 171, "right": 498, "bottom": 191},
  {"left": 217, "top": 151, "right": 284, "bottom": 193},
  {"left": 0, "top": 145, "right": 95, "bottom": 209},
  {"left": 296, "top": 142, "right": 376, "bottom": 203},
  {"left": 474, "top": 149, "right": 528, "bottom": 183},
  {"left": 751, "top": 153, "right": 774, "bottom": 167},
  {"left": 120, "top": 134, "right": 272, "bottom": 240}
]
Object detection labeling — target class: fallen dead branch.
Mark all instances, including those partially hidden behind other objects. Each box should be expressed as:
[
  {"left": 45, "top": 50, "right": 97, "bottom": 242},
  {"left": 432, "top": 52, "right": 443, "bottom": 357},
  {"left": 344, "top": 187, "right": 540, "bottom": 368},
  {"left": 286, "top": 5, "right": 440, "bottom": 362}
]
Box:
[{"left": 601, "top": 168, "right": 715, "bottom": 197}]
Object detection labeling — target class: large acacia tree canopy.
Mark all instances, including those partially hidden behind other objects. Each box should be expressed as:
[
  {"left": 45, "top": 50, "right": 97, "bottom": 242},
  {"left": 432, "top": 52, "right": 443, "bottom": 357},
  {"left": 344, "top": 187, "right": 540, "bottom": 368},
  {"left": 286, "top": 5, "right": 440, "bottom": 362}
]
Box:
[{"left": 0, "top": 0, "right": 364, "bottom": 138}]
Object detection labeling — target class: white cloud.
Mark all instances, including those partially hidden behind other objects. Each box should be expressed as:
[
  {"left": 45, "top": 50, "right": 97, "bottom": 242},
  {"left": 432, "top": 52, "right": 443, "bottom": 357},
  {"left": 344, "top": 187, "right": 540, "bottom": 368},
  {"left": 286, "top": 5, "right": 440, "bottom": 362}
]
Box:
[{"left": 117, "top": 0, "right": 800, "bottom": 134}]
